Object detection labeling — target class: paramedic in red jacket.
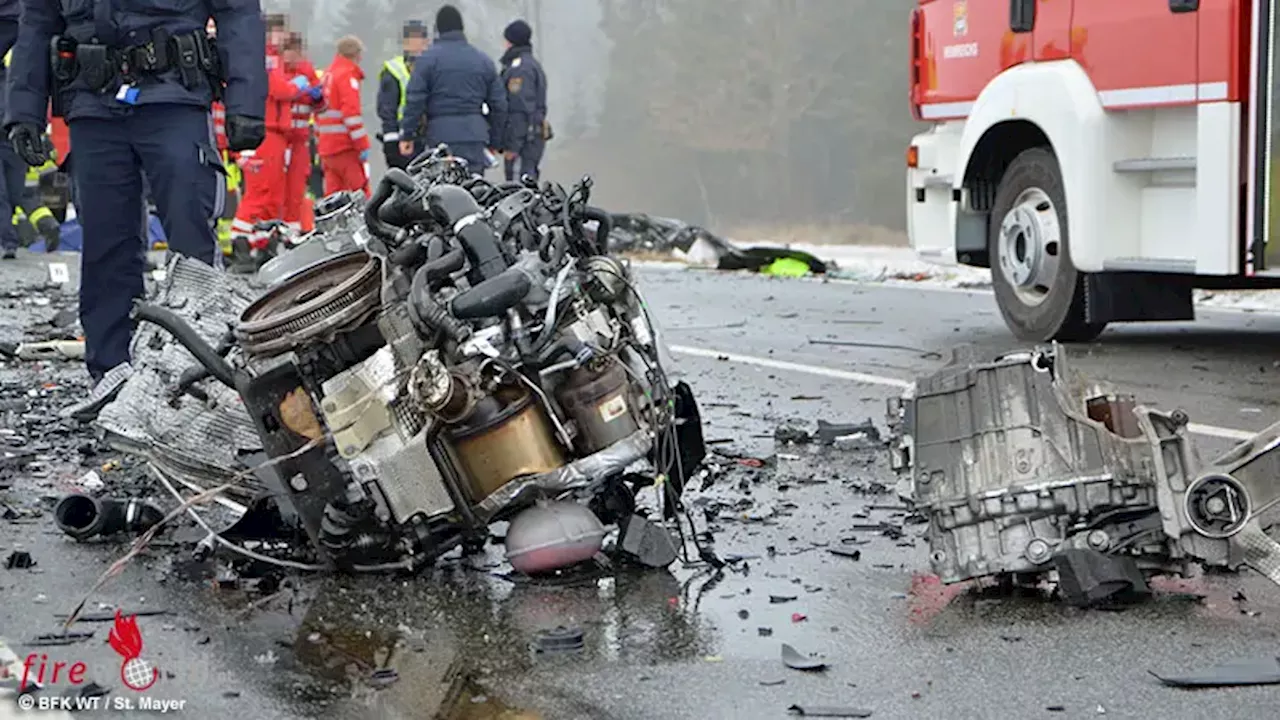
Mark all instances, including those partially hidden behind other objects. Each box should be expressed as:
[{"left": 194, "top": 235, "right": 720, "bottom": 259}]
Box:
[
  {"left": 231, "top": 37, "right": 305, "bottom": 254},
  {"left": 283, "top": 31, "right": 321, "bottom": 232},
  {"left": 317, "top": 36, "right": 371, "bottom": 196}
]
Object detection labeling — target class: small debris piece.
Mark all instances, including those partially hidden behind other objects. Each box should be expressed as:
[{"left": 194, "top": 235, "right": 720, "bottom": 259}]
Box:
[
  {"left": 738, "top": 609, "right": 750, "bottom": 620},
  {"left": 1047, "top": 707, "right": 1065, "bottom": 713},
  {"left": 369, "top": 668, "right": 399, "bottom": 687},
  {"left": 4, "top": 551, "right": 35, "bottom": 569},
  {"left": 79, "top": 682, "right": 110, "bottom": 699},
  {"left": 770, "top": 594, "right": 797, "bottom": 604},
  {"left": 1053, "top": 549, "right": 1150, "bottom": 607},
  {"left": 828, "top": 548, "right": 861, "bottom": 560},
  {"left": 1150, "top": 656, "right": 1280, "bottom": 687},
  {"left": 54, "top": 609, "right": 169, "bottom": 623},
  {"left": 223, "top": 691, "right": 241, "bottom": 699},
  {"left": 254, "top": 650, "right": 278, "bottom": 665},
  {"left": 781, "top": 643, "right": 827, "bottom": 672},
  {"left": 791, "top": 613, "right": 808, "bottom": 623},
  {"left": 759, "top": 679, "right": 786, "bottom": 687},
  {"left": 758, "top": 627, "right": 773, "bottom": 637},
  {"left": 28, "top": 631, "right": 95, "bottom": 646},
  {"left": 787, "top": 705, "right": 872, "bottom": 718},
  {"left": 78, "top": 470, "right": 104, "bottom": 492},
  {"left": 532, "top": 626, "right": 585, "bottom": 655}
]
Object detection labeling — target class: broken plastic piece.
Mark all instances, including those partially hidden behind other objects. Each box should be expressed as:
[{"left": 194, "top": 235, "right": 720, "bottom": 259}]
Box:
[
  {"left": 816, "top": 419, "right": 880, "bottom": 446},
  {"left": 1150, "top": 656, "right": 1280, "bottom": 687},
  {"left": 1053, "top": 549, "right": 1150, "bottom": 607},
  {"left": 781, "top": 643, "right": 827, "bottom": 672},
  {"left": 787, "top": 705, "right": 872, "bottom": 717},
  {"left": 532, "top": 626, "right": 585, "bottom": 654},
  {"left": 618, "top": 514, "right": 679, "bottom": 568},
  {"left": 4, "top": 550, "right": 35, "bottom": 569},
  {"left": 53, "top": 494, "right": 163, "bottom": 541}
]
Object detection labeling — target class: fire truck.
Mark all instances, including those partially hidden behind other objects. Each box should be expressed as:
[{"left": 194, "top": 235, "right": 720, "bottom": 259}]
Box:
[{"left": 906, "top": 0, "right": 1280, "bottom": 341}]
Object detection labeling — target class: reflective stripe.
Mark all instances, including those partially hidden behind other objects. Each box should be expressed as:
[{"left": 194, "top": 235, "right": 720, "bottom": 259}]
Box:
[
  {"left": 29, "top": 206, "right": 53, "bottom": 224},
  {"left": 319, "top": 109, "right": 342, "bottom": 119},
  {"left": 350, "top": 128, "right": 367, "bottom": 140},
  {"left": 343, "top": 116, "right": 362, "bottom": 126},
  {"left": 292, "top": 120, "right": 310, "bottom": 128},
  {"left": 383, "top": 131, "right": 400, "bottom": 141},
  {"left": 316, "top": 125, "right": 346, "bottom": 134},
  {"left": 383, "top": 57, "right": 410, "bottom": 121}
]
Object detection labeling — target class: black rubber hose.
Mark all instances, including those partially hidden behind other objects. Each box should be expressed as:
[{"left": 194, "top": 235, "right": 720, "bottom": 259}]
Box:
[
  {"left": 131, "top": 302, "right": 236, "bottom": 389},
  {"left": 54, "top": 494, "right": 164, "bottom": 541},
  {"left": 450, "top": 266, "right": 532, "bottom": 320},
  {"left": 456, "top": 222, "right": 507, "bottom": 281},
  {"left": 364, "top": 173, "right": 402, "bottom": 241},
  {"left": 534, "top": 334, "right": 589, "bottom": 367},
  {"left": 584, "top": 206, "right": 613, "bottom": 255},
  {"left": 389, "top": 239, "right": 429, "bottom": 267},
  {"left": 420, "top": 247, "right": 466, "bottom": 287},
  {"left": 409, "top": 265, "right": 470, "bottom": 342}
]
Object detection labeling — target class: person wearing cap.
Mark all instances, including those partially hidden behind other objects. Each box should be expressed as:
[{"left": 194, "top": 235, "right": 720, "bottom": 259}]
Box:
[
  {"left": 317, "top": 36, "right": 371, "bottom": 196},
  {"left": 499, "top": 19, "right": 548, "bottom": 182},
  {"left": 378, "top": 20, "right": 429, "bottom": 170},
  {"left": 397, "top": 5, "right": 506, "bottom": 176}
]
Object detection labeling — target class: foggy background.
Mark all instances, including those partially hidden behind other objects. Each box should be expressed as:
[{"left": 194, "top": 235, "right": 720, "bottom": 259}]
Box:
[{"left": 266, "top": 0, "right": 922, "bottom": 244}]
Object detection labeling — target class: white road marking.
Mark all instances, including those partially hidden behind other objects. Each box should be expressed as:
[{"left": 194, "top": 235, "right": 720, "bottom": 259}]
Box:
[{"left": 669, "top": 345, "right": 1256, "bottom": 442}]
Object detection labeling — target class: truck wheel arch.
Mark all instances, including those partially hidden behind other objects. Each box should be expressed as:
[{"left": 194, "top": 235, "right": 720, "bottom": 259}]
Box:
[{"left": 954, "top": 60, "right": 1111, "bottom": 273}]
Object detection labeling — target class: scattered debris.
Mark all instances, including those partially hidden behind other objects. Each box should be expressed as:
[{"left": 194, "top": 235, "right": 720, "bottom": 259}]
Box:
[
  {"left": 759, "top": 679, "right": 786, "bottom": 687},
  {"left": 1054, "top": 549, "right": 1150, "bottom": 607},
  {"left": 828, "top": 548, "right": 861, "bottom": 561},
  {"left": 787, "top": 704, "right": 872, "bottom": 718},
  {"left": 532, "top": 626, "right": 585, "bottom": 655},
  {"left": 781, "top": 643, "right": 827, "bottom": 672},
  {"left": 1151, "top": 656, "right": 1280, "bottom": 687},
  {"left": 27, "top": 631, "right": 95, "bottom": 647},
  {"left": 770, "top": 595, "right": 798, "bottom": 604},
  {"left": 4, "top": 550, "right": 35, "bottom": 569}
]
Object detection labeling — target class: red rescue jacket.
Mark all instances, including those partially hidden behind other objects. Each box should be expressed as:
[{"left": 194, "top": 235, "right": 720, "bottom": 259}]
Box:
[
  {"left": 288, "top": 59, "right": 322, "bottom": 141},
  {"left": 265, "top": 51, "right": 301, "bottom": 134},
  {"left": 316, "top": 54, "right": 370, "bottom": 157}
]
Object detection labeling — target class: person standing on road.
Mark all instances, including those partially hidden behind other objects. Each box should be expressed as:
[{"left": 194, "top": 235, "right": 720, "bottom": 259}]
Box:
[
  {"left": 398, "top": 5, "right": 506, "bottom": 176},
  {"left": 317, "top": 36, "right": 371, "bottom": 196},
  {"left": 499, "top": 20, "right": 548, "bottom": 182},
  {"left": 377, "top": 20, "right": 428, "bottom": 170},
  {"left": 231, "top": 29, "right": 305, "bottom": 271},
  {"left": 0, "top": 51, "right": 29, "bottom": 259},
  {"left": 0, "top": 0, "right": 18, "bottom": 61},
  {"left": 4, "top": 0, "right": 266, "bottom": 415},
  {"left": 282, "top": 31, "right": 320, "bottom": 234}
]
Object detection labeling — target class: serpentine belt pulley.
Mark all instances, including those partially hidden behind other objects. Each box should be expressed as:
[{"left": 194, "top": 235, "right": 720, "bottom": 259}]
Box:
[{"left": 235, "top": 253, "right": 380, "bottom": 357}]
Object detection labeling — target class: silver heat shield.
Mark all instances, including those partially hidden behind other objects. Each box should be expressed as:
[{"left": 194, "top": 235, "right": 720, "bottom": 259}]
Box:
[
  {"left": 95, "top": 256, "right": 263, "bottom": 494},
  {"left": 476, "top": 429, "right": 653, "bottom": 516}
]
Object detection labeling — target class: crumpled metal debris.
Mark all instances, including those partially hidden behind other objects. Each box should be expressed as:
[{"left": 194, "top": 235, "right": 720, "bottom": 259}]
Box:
[
  {"left": 1151, "top": 656, "right": 1280, "bottom": 688},
  {"left": 94, "top": 256, "right": 263, "bottom": 494},
  {"left": 781, "top": 643, "right": 827, "bottom": 671},
  {"left": 606, "top": 213, "right": 829, "bottom": 274}
]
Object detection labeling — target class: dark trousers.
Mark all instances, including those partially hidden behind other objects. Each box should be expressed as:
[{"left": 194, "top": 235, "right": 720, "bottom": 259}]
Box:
[
  {"left": 445, "top": 142, "right": 488, "bottom": 177},
  {"left": 0, "top": 141, "right": 26, "bottom": 251},
  {"left": 70, "top": 103, "right": 225, "bottom": 380},
  {"left": 504, "top": 137, "right": 545, "bottom": 182}
]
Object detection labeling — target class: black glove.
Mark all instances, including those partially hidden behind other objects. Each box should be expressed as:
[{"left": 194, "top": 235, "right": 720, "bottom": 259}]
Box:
[
  {"left": 225, "top": 115, "right": 266, "bottom": 152},
  {"left": 8, "top": 123, "right": 52, "bottom": 167},
  {"left": 382, "top": 140, "right": 399, "bottom": 162}
]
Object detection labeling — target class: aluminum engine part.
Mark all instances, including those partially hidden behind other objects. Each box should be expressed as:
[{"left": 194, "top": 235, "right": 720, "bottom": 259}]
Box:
[
  {"left": 889, "top": 346, "right": 1181, "bottom": 583},
  {"left": 504, "top": 501, "right": 606, "bottom": 574},
  {"left": 95, "top": 255, "right": 263, "bottom": 493},
  {"left": 447, "top": 388, "right": 566, "bottom": 505},
  {"left": 890, "top": 344, "right": 1280, "bottom": 590},
  {"left": 236, "top": 254, "right": 380, "bottom": 357},
  {"left": 350, "top": 426, "right": 455, "bottom": 524},
  {"left": 319, "top": 346, "right": 399, "bottom": 458},
  {"left": 555, "top": 359, "right": 640, "bottom": 454}
]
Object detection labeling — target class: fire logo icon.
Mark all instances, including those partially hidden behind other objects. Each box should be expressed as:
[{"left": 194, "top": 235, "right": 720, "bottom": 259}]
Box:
[{"left": 108, "top": 611, "right": 159, "bottom": 691}]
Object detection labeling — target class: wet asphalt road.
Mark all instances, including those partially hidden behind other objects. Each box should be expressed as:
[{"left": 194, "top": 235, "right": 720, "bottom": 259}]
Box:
[{"left": 4, "top": 254, "right": 1280, "bottom": 719}]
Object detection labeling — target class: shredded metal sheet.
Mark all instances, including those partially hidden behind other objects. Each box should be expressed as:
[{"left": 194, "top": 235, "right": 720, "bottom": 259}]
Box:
[{"left": 95, "top": 255, "right": 263, "bottom": 494}]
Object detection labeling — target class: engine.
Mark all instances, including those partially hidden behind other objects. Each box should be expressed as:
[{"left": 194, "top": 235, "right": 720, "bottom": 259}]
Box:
[{"left": 191, "top": 146, "right": 706, "bottom": 573}]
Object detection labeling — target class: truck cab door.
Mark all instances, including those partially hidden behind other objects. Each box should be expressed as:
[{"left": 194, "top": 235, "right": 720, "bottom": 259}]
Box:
[
  {"left": 1071, "top": 0, "right": 1198, "bottom": 107},
  {"left": 1249, "top": 0, "right": 1280, "bottom": 272}
]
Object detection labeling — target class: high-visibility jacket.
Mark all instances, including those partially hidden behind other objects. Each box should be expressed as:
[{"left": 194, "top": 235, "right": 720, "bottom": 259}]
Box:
[
  {"left": 288, "top": 59, "right": 321, "bottom": 140},
  {"left": 265, "top": 51, "right": 302, "bottom": 133},
  {"left": 212, "top": 102, "right": 228, "bottom": 150},
  {"left": 384, "top": 56, "right": 410, "bottom": 121},
  {"left": 316, "top": 54, "right": 370, "bottom": 157}
]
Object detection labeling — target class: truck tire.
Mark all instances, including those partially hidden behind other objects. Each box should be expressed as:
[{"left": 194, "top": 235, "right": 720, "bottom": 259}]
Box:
[{"left": 989, "top": 147, "right": 1105, "bottom": 342}]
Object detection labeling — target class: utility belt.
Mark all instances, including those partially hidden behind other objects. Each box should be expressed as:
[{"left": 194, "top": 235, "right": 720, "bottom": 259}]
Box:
[{"left": 51, "top": 29, "right": 222, "bottom": 103}]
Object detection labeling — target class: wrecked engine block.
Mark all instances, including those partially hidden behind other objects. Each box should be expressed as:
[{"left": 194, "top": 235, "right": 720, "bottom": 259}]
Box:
[
  {"left": 887, "top": 345, "right": 1280, "bottom": 600},
  {"left": 136, "top": 145, "right": 706, "bottom": 573}
]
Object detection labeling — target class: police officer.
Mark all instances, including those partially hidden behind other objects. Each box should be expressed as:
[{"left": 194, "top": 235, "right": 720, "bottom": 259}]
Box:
[
  {"left": 398, "top": 5, "right": 506, "bottom": 176},
  {"left": 0, "top": 51, "right": 27, "bottom": 259},
  {"left": 498, "top": 19, "right": 548, "bottom": 182},
  {"left": 377, "top": 20, "right": 428, "bottom": 170},
  {"left": 0, "top": 0, "right": 17, "bottom": 60},
  {"left": 5, "top": 0, "right": 267, "bottom": 409}
]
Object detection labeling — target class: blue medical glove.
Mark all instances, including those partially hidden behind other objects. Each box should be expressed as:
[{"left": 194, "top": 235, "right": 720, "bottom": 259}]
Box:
[
  {"left": 290, "top": 75, "right": 309, "bottom": 90},
  {"left": 307, "top": 85, "right": 323, "bottom": 102},
  {"left": 359, "top": 150, "right": 370, "bottom": 161}
]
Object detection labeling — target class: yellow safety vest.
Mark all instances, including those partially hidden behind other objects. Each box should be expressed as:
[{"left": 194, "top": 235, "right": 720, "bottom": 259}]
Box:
[{"left": 383, "top": 57, "right": 410, "bottom": 120}]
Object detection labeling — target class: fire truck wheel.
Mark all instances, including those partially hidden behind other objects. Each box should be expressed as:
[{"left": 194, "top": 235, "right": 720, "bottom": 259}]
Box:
[{"left": 989, "top": 147, "right": 1105, "bottom": 342}]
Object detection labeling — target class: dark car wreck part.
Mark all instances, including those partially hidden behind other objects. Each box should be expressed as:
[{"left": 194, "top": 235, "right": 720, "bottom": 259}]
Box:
[
  {"left": 54, "top": 493, "right": 164, "bottom": 541},
  {"left": 132, "top": 145, "right": 709, "bottom": 574},
  {"left": 887, "top": 344, "right": 1280, "bottom": 600}
]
